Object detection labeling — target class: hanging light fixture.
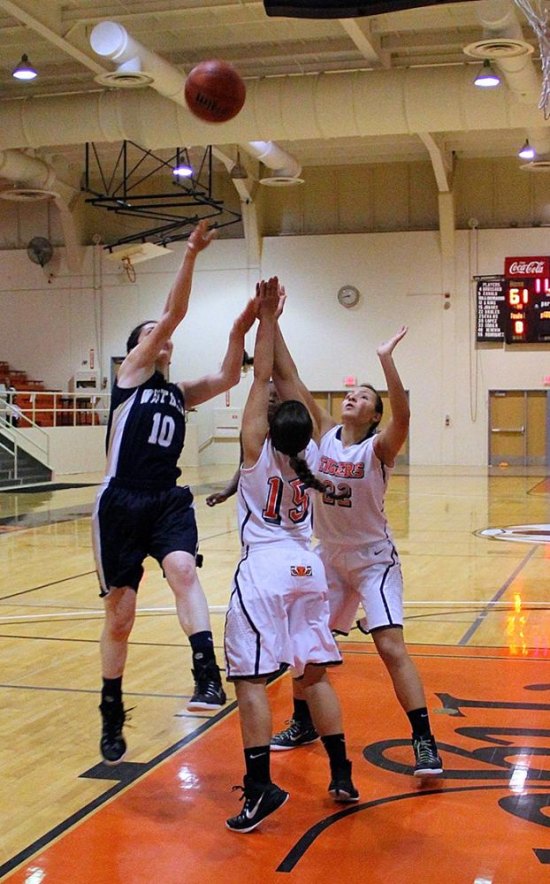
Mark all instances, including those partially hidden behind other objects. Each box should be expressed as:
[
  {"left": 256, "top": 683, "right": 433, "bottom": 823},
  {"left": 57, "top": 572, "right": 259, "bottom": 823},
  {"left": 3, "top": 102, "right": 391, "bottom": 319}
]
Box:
[
  {"left": 518, "top": 138, "right": 536, "bottom": 160},
  {"left": 172, "top": 148, "right": 193, "bottom": 178},
  {"left": 230, "top": 151, "right": 248, "bottom": 180},
  {"left": 12, "top": 54, "right": 38, "bottom": 81},
  {"left": 473, "top": 59, "right": 500, "bottom": 88}
]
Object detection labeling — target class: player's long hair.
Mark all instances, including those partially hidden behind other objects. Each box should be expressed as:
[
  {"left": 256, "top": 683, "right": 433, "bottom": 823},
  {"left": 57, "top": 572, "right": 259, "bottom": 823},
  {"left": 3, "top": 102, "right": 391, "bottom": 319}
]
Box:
[
  {"left": 269, "top": 400, "right": 329, "bottom": 495},
  {"left": 126, "top": 321, "right": 155, "bottom": 353},
  {"left": 359, "top": 383, "right": 384, "bottom": 438}
]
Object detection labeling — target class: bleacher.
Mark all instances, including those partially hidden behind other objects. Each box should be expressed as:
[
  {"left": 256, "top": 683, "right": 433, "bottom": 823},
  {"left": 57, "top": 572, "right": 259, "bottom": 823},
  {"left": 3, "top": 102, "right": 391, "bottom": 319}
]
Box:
[{"left": 0, "top": 361, "right": 98, "bottom": 426}]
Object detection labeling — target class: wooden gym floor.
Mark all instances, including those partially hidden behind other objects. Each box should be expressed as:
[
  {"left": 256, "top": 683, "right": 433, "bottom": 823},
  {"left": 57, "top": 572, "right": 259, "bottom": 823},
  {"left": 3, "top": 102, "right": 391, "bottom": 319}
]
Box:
[{"left": 0, "top": 464, "right": 548, "bottom": 883}]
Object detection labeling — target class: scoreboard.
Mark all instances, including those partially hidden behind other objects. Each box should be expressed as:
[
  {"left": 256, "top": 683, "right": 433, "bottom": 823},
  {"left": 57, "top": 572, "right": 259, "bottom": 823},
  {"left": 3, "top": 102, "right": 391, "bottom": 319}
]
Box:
[{"left": 476, "top": 256, "right": 550, "bottom": 344}]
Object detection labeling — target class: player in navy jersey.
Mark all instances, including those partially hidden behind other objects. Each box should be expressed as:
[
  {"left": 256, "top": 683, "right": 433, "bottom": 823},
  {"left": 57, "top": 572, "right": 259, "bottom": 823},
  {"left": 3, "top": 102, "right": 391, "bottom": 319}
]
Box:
[
  {"left": 270, "top": 292, "right": 443, "bottom": 778},
  {"left": 224, "top": 277, "right": 358, "bottom": 834},
  {"left": 92, "top": 220, "right": 257, "bottom": 765}
]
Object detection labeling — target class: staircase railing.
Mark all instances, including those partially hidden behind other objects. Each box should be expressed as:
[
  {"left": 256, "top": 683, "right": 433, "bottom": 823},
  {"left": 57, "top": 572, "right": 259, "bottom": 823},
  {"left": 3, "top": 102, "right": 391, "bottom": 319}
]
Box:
[
  {"left": 8, "top": 391, "right": 111, "bottom": 428},
  {"left": 0, "top": 413, "right": 51, "bottom": 478},
  {"left": 0, "top": 435, "right": 17, "bottom": 482}
]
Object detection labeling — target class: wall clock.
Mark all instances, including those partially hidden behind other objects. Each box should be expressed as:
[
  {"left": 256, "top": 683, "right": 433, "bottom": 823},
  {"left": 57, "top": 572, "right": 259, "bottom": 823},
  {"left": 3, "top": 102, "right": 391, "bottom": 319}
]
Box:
[{"left": 337, "top": 285, "right": 360, "bottom": 308}]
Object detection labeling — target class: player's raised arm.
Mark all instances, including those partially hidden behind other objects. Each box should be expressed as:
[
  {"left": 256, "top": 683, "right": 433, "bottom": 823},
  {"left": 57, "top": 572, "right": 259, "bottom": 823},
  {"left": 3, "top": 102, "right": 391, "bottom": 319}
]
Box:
[
  {"left": 119, "top": 221, "right": 216, "bottom": 386},
  {"left": 241, "top": 277, "right": 279, "bottom": 467},
  {"left": 373, "top": 326, "right": 410, "bottom": 467},
  {"left": 272, "top": 284, "right": 334, "bottom": 441}
]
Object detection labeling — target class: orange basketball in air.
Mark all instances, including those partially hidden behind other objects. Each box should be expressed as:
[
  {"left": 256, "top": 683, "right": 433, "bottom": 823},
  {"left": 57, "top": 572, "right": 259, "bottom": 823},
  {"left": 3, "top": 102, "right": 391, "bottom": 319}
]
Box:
[{"left": 184, "top": 59, "right": 246, "bottom": 123}]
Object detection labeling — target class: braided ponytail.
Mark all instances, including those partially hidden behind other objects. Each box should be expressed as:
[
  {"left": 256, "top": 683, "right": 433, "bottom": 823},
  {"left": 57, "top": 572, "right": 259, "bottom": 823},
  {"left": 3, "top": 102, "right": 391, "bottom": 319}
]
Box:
[
  {"left": 289, "top": 455, "right": 328, "bottom": 495},
  {"left": 270, "top": 400, "right": 346, "bottom": 500},
  {"left": 289, "top": 455, "right": 347, "bottom": 500}
]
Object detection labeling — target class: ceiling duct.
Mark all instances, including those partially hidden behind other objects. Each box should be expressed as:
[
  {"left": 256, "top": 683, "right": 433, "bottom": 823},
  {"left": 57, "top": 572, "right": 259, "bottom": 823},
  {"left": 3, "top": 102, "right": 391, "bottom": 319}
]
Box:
[
  {"left": 90, "top": 21, "right": 179, "bottom": 93},
  {"left": 3, "top": 65, "right": 550, "bottom": 153},
  {"left": 0, "top": 187, "right": 54, "bottom": 202},
  {"left": 0, "top": 149, "right": 82, "bottom": 269},
  {"left": 464, "top": 38, "right": 534, "bottom": 59},
  {"left": 520, "top": 156, "right": 550, "bottom": 170},
  {"left": 465, "top": 0, "right": 540, "bottom": 103},
  {"left": 247, "top": 141, "right": 303, "bottom": 187},
  {"left": 0, "top": 149, "right": 57, "bottom": 195},
  {"left": 465, "top": 1, "right": 550, "bottom": 171},
  {"left": 89, "top": 21, "right": 303, "bottom": 184}
]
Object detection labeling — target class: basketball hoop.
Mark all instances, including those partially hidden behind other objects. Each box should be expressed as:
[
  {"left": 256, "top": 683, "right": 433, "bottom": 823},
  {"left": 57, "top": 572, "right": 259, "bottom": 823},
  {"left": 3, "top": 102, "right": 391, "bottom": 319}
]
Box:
[
  {"left": 515, "top": 0, "right": 550, "bottom": 117},
  {"left": 121, "top": 255, "right": 136, "bottom": 283},
  {"left": 105, "top": 241, "right": 173, "bottom": 282}
]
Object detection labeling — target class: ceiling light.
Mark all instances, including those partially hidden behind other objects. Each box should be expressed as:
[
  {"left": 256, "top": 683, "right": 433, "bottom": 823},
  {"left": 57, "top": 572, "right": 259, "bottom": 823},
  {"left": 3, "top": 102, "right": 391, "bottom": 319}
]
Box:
[
  {"left": 173, "top": 164, "right": 193, "bottom": 177},
  {"left": 518, "top": 138, "right": 536, "bottom": 160},
  {"left": 12, "top": 54, "right": 37, "bottom": 81},
  {"left": 172, "top": 148, "right": 193, "bottom": 178},
  {"left": 473, "top": 59, "right": 500, "bottom": 88},
  {"left": 230, "top": 151, "right": 248, "bottom": 180}
]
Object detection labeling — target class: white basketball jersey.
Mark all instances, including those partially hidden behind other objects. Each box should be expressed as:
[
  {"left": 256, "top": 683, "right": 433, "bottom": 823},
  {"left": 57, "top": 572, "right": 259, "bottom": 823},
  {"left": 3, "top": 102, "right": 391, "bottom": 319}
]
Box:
[
  {"left": 313, "top": 426, "right": 394, "bottom": 547},
  {"left": 237, "top": 438, "right": 318, "bottom": 547}
]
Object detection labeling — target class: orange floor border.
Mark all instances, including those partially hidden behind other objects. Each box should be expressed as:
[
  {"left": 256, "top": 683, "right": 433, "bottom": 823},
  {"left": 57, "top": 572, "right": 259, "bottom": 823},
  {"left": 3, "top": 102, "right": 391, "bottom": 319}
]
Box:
[{"left": 2, "top": 645, "right": 550, "bottom": 883}]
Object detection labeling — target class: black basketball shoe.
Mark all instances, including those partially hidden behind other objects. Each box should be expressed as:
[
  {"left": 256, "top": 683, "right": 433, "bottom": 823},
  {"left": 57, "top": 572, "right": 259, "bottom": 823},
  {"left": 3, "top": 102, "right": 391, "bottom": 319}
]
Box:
[
  {"left": 99, "top": 700, "right": 128, "bottom": 765},
  {"left": 413, "top": 736, "right": 443, "bottom": 777},
  {"left": 226, "top": 776, "right": 289, "bottom": 833},
  {"left": 188, "top": 661, "right": 227, "bottom": 710},
  {"left": 328, "top": 759, "right": 360, "bottom": 802},
  {"left": 270, "top": 718, "right": 319, "bottom": 750}
]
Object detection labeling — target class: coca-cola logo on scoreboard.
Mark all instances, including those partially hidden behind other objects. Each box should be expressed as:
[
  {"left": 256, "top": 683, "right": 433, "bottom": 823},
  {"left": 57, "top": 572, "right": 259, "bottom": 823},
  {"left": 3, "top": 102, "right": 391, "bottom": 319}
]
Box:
[{"left": 504, "top": 256, "right": 550, "bottom": 277}]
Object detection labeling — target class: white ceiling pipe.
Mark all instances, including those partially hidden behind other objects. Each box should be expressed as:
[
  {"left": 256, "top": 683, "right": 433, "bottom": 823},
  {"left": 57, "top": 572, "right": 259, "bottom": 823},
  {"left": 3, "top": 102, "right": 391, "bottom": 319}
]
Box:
[
  {"left": 0, "top": 65, "right": 547, "bottom": 154},
  {"left": 246, "top": 141, "right": 302, "bottom": 178},
  {"left": 476, "top": 0, "right": 528, "bottom": 42},
  {"left": 0, "top": 148, "right": 79, "bottom": 205},
  {"left": 89, "top": 21, "right": 301, "bottom": 179},
  {"left": 474, "top": 0, "right": 542, "bottom": 104},
  {"left": 90, "top": 20, "right": 184, "bottom": 100},
  {"left": 474, "top": 1, "right": 550, "bottom": 159},
  {"left": 0, "top": 149, "right": 83, "bottom": 270},
  {"left": 0, "top": 149, "right": 57, "bottom": 190}
]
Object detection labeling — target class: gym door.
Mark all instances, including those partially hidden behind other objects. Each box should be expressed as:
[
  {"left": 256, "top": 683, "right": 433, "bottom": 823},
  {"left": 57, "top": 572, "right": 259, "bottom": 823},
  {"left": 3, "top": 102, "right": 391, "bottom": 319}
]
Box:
[{"left": 489, "top": 390, "right": 548, "bottom": 466}]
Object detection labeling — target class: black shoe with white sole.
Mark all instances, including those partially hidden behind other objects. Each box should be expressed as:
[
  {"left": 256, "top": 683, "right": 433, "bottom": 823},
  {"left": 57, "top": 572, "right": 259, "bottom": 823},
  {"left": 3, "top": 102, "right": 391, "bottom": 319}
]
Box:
[
  {"left": 413, "top": 736, "right": 443, "bottom": 777},
  {"left": 226, "top": 776, "right": 289, "bottom": 833},
  {"left": 328, "top": 759, "right": 360, "bottom": 803}
]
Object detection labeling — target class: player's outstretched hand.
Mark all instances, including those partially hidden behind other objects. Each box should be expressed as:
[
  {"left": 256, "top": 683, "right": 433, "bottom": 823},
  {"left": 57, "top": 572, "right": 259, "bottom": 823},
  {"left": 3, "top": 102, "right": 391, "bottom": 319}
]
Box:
[
  {"left": 377, "top": 325, "right": 408, "bottom": 359},
  {"left": 257, "top": 276, "right": 280, "bottom": 318},
  {"left": 187, "top": 219, "right": 217, "bottom": 254}
]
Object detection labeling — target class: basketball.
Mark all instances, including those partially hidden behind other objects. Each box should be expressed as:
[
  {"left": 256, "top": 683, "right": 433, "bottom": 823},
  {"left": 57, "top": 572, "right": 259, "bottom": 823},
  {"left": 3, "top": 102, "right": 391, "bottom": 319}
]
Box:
[{"left": 184, "top": 60, "right": 246, "bottom": 123}]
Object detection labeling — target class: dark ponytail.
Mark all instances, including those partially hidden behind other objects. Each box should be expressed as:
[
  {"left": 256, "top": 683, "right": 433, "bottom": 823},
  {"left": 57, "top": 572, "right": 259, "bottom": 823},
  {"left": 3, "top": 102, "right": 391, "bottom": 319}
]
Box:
[
  {"left": 269, "top": 400, "right": 313, "bottom": 456},
  {"left": 289, "top": 455, "right": 328, "bottom": 495},
  {"left": 269, "top": 401, "right": 345, "bottom": 500}
]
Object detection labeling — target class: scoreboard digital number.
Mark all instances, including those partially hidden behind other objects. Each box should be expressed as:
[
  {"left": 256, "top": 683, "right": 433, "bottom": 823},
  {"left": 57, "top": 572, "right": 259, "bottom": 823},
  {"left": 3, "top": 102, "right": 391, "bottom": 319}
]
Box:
[
  {"left": 476, "top": 258, "right": 550, "bottom": 344},
  {"left": 505, "top": 278, "right": 550, "bottom": 343}
]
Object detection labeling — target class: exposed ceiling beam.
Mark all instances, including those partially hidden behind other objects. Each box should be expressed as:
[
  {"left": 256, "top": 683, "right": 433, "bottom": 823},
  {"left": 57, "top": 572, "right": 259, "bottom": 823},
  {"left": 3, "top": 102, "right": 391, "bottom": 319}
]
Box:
[
  {"left": 0, "top": 0, "right": 106, "bottom": 74},
  {"left": 338, "top": 18, "right": 390, "bottom": 68},
  {"left": 418, "top": 132, "right": 454, "bottom": 193}
]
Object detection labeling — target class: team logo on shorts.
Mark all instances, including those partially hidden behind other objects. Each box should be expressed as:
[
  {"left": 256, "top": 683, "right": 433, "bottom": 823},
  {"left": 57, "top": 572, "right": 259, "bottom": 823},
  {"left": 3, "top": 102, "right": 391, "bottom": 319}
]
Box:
[{"left": 291, "top": 565, "right": 312, "bottom": 577}]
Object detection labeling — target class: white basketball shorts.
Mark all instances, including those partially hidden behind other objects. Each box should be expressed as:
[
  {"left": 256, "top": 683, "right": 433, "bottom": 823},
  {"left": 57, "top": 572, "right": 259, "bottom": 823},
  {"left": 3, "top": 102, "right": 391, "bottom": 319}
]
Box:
[
  {"left": 224, "top": 542, "right": 342, "bottom": 680},
  {"left": 315, "top": 538, "right": 404, "bottom": 634}
]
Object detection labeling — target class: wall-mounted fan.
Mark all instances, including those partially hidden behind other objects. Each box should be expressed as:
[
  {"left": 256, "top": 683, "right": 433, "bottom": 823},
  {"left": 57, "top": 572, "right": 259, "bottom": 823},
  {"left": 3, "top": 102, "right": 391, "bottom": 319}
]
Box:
[{"left": 27, "top": 237, "right": 54, "bottom": 268}]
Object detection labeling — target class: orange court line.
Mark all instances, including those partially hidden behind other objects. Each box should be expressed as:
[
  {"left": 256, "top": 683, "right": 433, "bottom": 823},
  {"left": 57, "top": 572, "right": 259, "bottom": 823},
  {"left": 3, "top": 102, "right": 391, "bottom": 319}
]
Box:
[{"left": 2, "top": 646, "right": 550, "bottom": 883}]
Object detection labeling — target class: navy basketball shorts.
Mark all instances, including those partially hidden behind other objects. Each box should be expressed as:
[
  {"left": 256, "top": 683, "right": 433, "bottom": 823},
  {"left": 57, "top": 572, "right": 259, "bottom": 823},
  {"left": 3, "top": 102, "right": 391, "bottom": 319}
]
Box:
[{"left": 92, "top": 483, "right": 198, "bottom": 596}]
